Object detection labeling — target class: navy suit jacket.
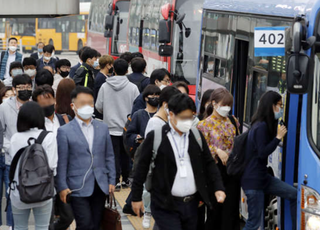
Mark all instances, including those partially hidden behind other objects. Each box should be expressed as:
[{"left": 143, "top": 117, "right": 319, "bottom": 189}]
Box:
[
  {"left": 56, "top": 118, "right": 116, "bottom": 197},
  {"left": 30, "top": 52, "right": 39, "bottom": 60},
  {"left": 69, "top": 63, "right": 81, "bottom": 79}
]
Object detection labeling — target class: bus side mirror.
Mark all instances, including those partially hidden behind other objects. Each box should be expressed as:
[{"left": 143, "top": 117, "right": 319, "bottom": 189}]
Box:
[
  {"left": 159, "top": 19, "right": 171, "bottom": 43},
  {"left": 105, "top": 15, "right": 114, "bottom": 30},
  {"left": 159, "top": 45, "right": 173, "bottom": 57}
]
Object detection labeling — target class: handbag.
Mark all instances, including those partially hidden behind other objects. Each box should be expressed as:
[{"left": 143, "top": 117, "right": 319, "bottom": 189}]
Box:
[{"left": 101, "top": 193, "right": 122, "bottom": 230}]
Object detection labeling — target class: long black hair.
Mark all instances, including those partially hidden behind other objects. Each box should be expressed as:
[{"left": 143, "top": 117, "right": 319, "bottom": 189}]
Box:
[
  {"left": 199, "top": 89, "right": 214, "bottom": 120},
  {"left": 251, "top": 91, "right": 282, "bottom": 137}
]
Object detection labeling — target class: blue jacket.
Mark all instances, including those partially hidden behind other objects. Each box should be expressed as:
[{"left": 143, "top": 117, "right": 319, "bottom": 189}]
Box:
[
  {"left": 36, "top": 57, "right": 57, "bottom": 72},
  {"left": 131, "top": 93, "right": 146, "bottom": 116},
  {"left": 56, "top": 118, "right": 116, "bottom": 197},
  {"left": 69, "top": 63, "right": 81, "bottom": 79},
  {"left": 127, "top": 72, "right": 150, "bottom": 93}
]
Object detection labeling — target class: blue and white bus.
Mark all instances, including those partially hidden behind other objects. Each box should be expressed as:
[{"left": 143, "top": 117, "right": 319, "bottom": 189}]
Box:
[{"left": 191, "top": 0, "right": 320, "bottom": 229}]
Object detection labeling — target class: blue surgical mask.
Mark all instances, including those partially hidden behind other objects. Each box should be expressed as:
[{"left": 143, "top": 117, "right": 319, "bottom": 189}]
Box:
[
  {"left": 38, "top": 48, "right": 43, "bottom": 53},
  {"left": 12, "top": 69, "right": 23, "bottom": 77},
  {"left": 93, "top": 60, "right": 99, "bottom": 68},
  {"left": 274, "top": 108, "right": 284, "bottom": 120}
]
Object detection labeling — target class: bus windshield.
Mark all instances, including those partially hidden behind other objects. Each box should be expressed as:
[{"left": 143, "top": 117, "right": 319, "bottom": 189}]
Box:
[
  {"left": 171, "top": 0, "right": 203, "bottom": 85},
  {"left": 11, "top": 18, "right": 35, "bottom": 36},
  {"left": 111, "top": 1, "right": 130, "bottom": 56}
]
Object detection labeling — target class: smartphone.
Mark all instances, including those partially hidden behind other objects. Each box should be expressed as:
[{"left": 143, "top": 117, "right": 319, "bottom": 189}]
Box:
[{"left": 279, "top": 120, "right": 285, "bottom": 126}]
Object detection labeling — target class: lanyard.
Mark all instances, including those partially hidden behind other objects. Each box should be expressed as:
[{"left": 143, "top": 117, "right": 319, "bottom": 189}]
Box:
[{"left": 170, "top": 131, "right": 187, "bottom": 161}]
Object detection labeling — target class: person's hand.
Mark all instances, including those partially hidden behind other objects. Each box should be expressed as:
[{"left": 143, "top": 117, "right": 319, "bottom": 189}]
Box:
[
  {"left": 136, "top": 135, "right": 143, "bottom": 144},
  {"left": 60, "top": 188, "right": 71, "bottom": 204},
  {"left": 277, "top": 125, "right": 287, "bottom": 140},
  {"left": 217, "top": 149, "right": 229, "bottom": 166},
  {"left": 109, "top": 184, "right": 115, "bottom": 194},
  {"left": 132, "top": 201, "right": 144, "bottom": 217},
  {"left": 215, "top": 191, "right": 226, "bottom": 203}
]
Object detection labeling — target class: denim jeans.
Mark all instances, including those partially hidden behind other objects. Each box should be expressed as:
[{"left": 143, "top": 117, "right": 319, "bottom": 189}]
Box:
[
  {"left": 243, "top": 176, "right": 297, "bottom": 230},
  {"left": 12, "top": 200, "right": 53, "bottom": 230},
  {"left": 0, "top": 155, "right": 13, "bottom": 227}
]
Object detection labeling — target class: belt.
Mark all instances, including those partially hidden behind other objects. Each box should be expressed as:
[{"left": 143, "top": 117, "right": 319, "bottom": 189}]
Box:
[{"left": 172, "top": 194, "right": 196, "bottom": 203}]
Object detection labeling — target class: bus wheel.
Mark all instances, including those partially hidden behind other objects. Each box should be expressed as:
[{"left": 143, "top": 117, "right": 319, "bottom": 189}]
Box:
[
  {"left": 49, "top": 39, "right": 54, "bottom": 46},
  {"left": 78, "top": 40, "right": 83, "bottom": 51},
  {"left": 264, "top": 198, "right": 278, "bottom": 230}
]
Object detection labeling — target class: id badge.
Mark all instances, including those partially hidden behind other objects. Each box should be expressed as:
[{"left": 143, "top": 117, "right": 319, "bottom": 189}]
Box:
[{"left": 179, "top": 160, "right": 187, "bottom": 178}]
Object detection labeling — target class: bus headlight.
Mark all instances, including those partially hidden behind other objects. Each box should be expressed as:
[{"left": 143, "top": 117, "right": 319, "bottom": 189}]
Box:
[{"left": 301, "top": 185, "right": 320, "bottom": 230}]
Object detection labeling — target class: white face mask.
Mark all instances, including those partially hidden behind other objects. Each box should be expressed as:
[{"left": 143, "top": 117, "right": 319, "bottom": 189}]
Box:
[
  {"left": 175, "top": 119, "right": 193, "bottom": 133},
  {"left": 215, "top": 105, "right": 231, "bottom": 117},
  {"left": 2, "top": 98, "right": 9, "bottom": 103},
  {"left": 74, "top": 104, "right": 94, "bottom": 120},
  {"left": 24, "top": 69, "right": 36, "bottom": 77},
  {"left": 159, "top": 84, "right": 167, "bottom": 90},
  {"left": 9, "top": 46, "right": 17, "bottom": 52},
  {"left": 44, "top": 56, "right": 51, "bottom": 61}
]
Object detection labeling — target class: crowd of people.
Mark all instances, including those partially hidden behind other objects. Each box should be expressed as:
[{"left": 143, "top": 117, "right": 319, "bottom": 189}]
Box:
[{"left": 0, "top": 37, "right": 297, "bottom": 230}]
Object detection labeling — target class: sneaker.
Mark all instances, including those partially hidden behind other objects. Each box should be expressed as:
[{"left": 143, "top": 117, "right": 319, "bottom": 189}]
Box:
[
  {"left": 121, "top": 179, "right": 131, "bottom": 188},
  {"left": 142, "top": 212, "right": 151, "bottom": 229},
  {"left": 123, "top": 204, "right": 137, "bottom": 216},
  {"left": 115, "top": 183, "right": 121, "bottom": 191}
]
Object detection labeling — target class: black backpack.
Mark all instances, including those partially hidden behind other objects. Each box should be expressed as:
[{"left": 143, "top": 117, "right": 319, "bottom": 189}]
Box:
[
  {"left": 127, "top": 74, "right": 147, "bottom": 93},
  {"left": 9, "top": 131, "right": 54, "bottom": 204},
  {"left": 123, "top": 114, "right": 134, "bottom": 157}
]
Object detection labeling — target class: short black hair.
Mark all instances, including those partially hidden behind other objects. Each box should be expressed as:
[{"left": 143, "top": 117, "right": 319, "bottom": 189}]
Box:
[
  {"left": 159, "top": 86, "right": 181, "bottom": 106},
  {"left": 55, "top": 59, "right": 71, "bottom": 71},
  {"left": 131, "top": 57, "right": 146, "bottom": 73},
  {"left": 132, "top": 52, "right": 144, "bottom": 59},
  {"left": 77, "top": 46, "right": 89, "bottom": 58},
  {"left": 150, "top": 69, "right": 168, "bottom": 84},
  {"left": 113, "top": 59, "right": 128, "bottom": 75},
  {"left": 142, "top": 85, "right": 161, "bottom": 101},
  {"left": 97, "top": 52, "right": 102, "bottom": 58},
  {"left": 70, "top": 86, "right": 94, "bottom": 101},
  {"left": 17, "top": 101, "right": 45, "bottom": 132},
  {"left": 8, "top": 37, "right": 18, "bottom": 43},
  {"left": 12, "top": 74, "right": 32, "bottom": 88},
  {"left": 9, "top": 61, "right": 23, "bottom": 74},
  {"left": 32, "top": 85, "right": 55, "bottom": 102},
  {"left": 23, "top": 57, "right": 37, "bottom": 67},
  {"left": 172, "top": 81, "right": 189, "bottom": 94},
  {"left": 168, "top": 93, "right": 196, "bottom": 114},
  {"left": 35, "top": 69, "right": 54, "bottom": 86},
  {"left": 82, "top": 48, "right": 98, "bottom": 62},
  {"left": 119, "top": 52, "right": 133, "bottom": 63},
  {"left": 43, "top": 44, "right": 54, "bottom": 54}
]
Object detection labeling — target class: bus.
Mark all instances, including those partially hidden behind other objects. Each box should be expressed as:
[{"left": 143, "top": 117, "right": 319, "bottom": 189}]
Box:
[
  {"left": 195, "top": 0, "right": 320, "bottom": 229},
  {"left": 35, "top": 0, "right": 90, "bottom": 52},
  {"left": 87, "top": 0, "right": 131, "bottom": 56}
]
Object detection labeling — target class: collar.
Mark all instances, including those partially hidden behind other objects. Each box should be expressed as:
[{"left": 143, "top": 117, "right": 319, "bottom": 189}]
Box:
[
  {"left": 82, "top": 62, "right": 93, "bottom": 70},
  {"left": 45, "top": 114, "right": 58, "bottom": 123},
  {"left": 75, "top": 115, "right": 93, "bottom": 127}
]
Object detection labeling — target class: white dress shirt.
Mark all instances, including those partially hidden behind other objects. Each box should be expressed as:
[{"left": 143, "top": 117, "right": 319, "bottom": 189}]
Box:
[
  {"left": 45, "top": 114, "right": 60, "bottom": 137},
  {"left": 168, "top": 122, "right": 197, "bottom": 197},
  {"left": 75, "top": 116, "right": 94, "bottom": 153}
]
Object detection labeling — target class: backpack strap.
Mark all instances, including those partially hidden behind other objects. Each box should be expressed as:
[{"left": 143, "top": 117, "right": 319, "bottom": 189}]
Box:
[
  {"left": 191, "top": 126, "right": 203, "bottom": 151},
  {"left": 9, "top": 147, "right": 26, "bottom": 183},
  {"left": 62, "top": 114, "right": 70, "bottom": 124},
  {"left": 228, "top": 115, "right": 239, "bottom": 136},
  {"left": 36, "top": 131, "right": 50, "bottom": 145},
  {"left": 148, "top": 127, "right": 162, "bottom": 174}
]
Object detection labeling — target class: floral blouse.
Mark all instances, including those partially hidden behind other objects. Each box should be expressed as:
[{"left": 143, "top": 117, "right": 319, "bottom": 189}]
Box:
[{"left": 197, "top": 114, "right": 239, "bottom": 162}]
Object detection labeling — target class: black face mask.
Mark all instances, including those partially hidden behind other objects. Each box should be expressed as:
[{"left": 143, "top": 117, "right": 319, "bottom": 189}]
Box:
[
  {"left": 60, "top": 70, "right": 69, "bottom": 78},
  {"left": 109, "top": 67, "right": 114, "bottom": 74},
  {"left": 147, "top": 97, "right": 159, "bottom": 107},
  {"left": 43, "top": 104, "right": 55, "bottom": 117},
  {"left": 17, "top": 90, "right": 32, "bottom": 101}
]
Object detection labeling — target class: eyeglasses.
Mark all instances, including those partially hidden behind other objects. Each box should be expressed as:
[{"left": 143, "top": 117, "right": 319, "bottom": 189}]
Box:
[
  {"left": 16, "top": 86, "right": 32, "bottom": 90},
  {"left": 161, "top": 79, "right": 171, "bottom": 84}
]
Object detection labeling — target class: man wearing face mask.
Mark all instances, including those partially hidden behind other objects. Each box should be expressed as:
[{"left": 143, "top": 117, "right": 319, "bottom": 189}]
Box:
[
  {"left": 30, "top": 42, "right": 44, "bottom": 60},
  {"left": 0, "top": 37, "right": 23, "bottom": 82},
  {"left": 73, "top": 48, "right": 98, "bottom": 91},
  {"left": 36, "top": 44, "right": 57, "bottom": 72},
  {"left": 52, "top": 59, "right": 71, "bottom": 94},
  {"left": 22, "top": 57, "right": 37, "bottom": 90},
  {"left": 132, "top": 93, "right": 226, "bottom": 230},
  {"left": 3, "top": 61, "right": 24, "bottom": 87},
  {"left": 0, "top": 74, "right": 32, "bottom": 230},
  {"left": 57, "top": 86, "right": 116, "bottom": 230}
]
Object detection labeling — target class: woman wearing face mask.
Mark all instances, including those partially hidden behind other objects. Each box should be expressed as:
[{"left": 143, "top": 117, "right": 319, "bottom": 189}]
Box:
[
  {"left": 0, "top": 86, "right": 15, "bottom": 104},
  {"left": 197, "top": 88, "right": 240, "bottom": 230},
  {"left": 52, "top": 59, "right": 71, "bottom": 94},
  {"left": 3, "top": 62, "right": 24, "bottom": 87},
  {"left": 242, "top": 91, "right": 296, "bottom": 230}
]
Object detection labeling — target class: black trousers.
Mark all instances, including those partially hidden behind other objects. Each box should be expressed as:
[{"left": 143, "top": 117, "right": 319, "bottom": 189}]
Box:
[
  {"left": 111, "top": 135, "right": 131, "bottom": 184},
  {"left": 151, "top": 199, "right": 198, "bottom": 230},
  {"left": 70, "top": 182, "right": 106, "bottom": 230},
  {"left": 205, "top": 160, "right": 241, "bottom": 230},
  {"left": 49, "top": 194, "right": 74, "bottom": 230}
]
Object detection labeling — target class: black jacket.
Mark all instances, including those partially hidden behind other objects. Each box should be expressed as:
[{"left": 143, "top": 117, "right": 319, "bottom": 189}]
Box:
[
  {"left": 73, "top": 63, "right": 95, "bottom": 90},
  {"left": 30, "top": 52, "right": 39, "bottom": 60},
  {"left": 131, "top": 124, "right": 225, "bottom": 210}
]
